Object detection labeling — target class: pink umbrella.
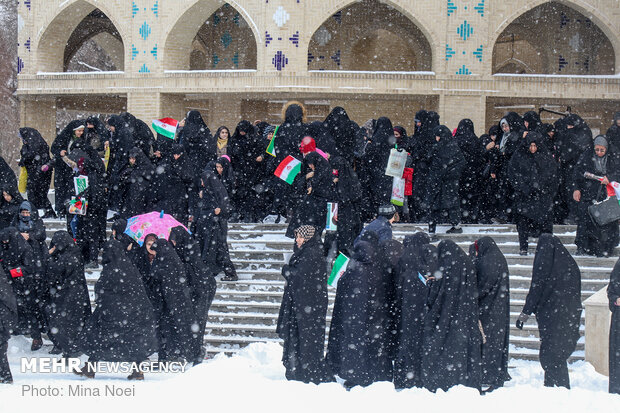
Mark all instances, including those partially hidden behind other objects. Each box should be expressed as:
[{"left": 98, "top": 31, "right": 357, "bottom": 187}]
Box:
[{"left": 124, "top": 211, "right": 190, "bottom": 246}]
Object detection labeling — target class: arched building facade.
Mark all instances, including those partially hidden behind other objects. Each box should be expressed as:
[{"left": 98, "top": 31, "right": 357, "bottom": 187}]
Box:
[{"left": 18, "top": 0, "right": 620, "bottom": 141}]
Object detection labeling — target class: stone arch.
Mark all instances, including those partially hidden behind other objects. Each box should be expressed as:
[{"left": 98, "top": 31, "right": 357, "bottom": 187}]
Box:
[
  {"left": 36, "top": 0, "right": 128, "bottom": 73},
  {"left": 163, "top": 0, "right": 260, "bottom": 71},
  {"left": 307, "top": 0, "right": 436, "bottom": 72},
  {"left": 491, "top": 0, "right": 618, "bottom": 75}
]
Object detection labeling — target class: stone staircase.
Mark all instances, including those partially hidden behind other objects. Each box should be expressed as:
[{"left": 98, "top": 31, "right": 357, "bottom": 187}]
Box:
[{"left": 42, "top": 219, "right": 615, "bottom": 362}]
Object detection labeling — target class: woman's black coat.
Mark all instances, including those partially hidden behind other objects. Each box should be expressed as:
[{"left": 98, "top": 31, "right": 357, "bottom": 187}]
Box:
[
  {"left": 521, "top": 234, "right": 581, "bottom": 382},
  {"left": 425, "top": 126, "right": 466, "bottom": 211},
  {"left": 326, "top": 240, "right": 392, "bottom": 387},
  {"left": 18, "top": 128, "right": 53, "bottom": 213},
  {"left": 421, "top": 239, "right": 482, "bottom": 392},
  {"left": 148, "top": 238, "right": 197, "bottom": 361},
  {"left": 0, "top": 265, "right": 17, "bottom": 344},
  {"left": 393, "top": 232, "right": 436, "bottom": 389},
  {"left": 46, "top": 231, "right": 91, "bottom": 355},
  {"left": 79, "top": 240, "right": 157, "bottom": 362},
  {"left": 608, "top": 257, "right": 620, "bottom": 394},
  {"left": 470, "top": 236, "right": 511, "bottom": 387},
  {"left": 276, "top": 234, "right": 329, "bottom": 383},
  {"left": 107, "top": 115, "right": 136, "bottom": 210},
  {"left": 508, "top": 133, "right": 559, "bottom": 226},
  {"left": 169, "top": 226, "right": 217, "bottom": 363}
]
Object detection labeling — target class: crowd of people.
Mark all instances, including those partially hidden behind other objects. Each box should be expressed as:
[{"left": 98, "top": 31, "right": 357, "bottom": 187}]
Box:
[
  {"left": 277, "top": 211, "right": 593, "bottom": 392},
  {"left": 0, "top": 103, "right": 618, "bottom": 393}
]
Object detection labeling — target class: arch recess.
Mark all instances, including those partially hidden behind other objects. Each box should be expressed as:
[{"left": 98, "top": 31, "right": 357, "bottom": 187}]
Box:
[
  {"left": 163, "top": 0, "right": 260, "bottom": 71},
  {"left": 491, "top": 0, "right": 618, "bottom": 75},
  {"left": 36, "top": 0, "right": 128, "bottom": 73},
  {"left": 306, "top": 0, "right": 437, "bottom": 72}
]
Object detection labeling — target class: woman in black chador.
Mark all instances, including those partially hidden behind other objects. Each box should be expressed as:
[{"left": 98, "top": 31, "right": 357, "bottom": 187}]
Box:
[
  {"left": 421, "top": 239, "right": 482, "bottom": 393},
  {"left": 18, "top": 127, "right": 55, "bottom": 218},
  {"left": 326, "top": 240, "right": 392, "bottom": 388},
  {"left": 469, "top": 236, "right": 511, "bottom": 391},
  {"left": 169, "top": 226, "right": 217, "bottom": 365},
  {"left": 508, "top": 132, "right": 559, "bottom": 255},
  {"left": 426, "top": 125, "right": 466, "bottom": 235},
  {"left": 0, "top": 227, "right": 44, "bottom": 349},
  {"left": 50, "top": 120, "right": 85, "bottom": 218},
  {"left": 147, "top": 236, "right": 197, "bottom": 362},
  {"left": 393, "top": 232, "right": 437, "bottom": 389},
  {"left": 46, "top": 231, "right": 91, "bottom": 358},
  {"left": 455, "top": 119, "right": 485, "bottom": 223},
  {"left": 77, "top": 240, "right": 157, "bottom": 380},
  {"left": 0, "top": 265, "right": 17, "bottom": 383},
  {"left": 572, "top": 135, "right": 620, "bottom": 256},
  {"left": 608, "top": 257, "right": 620, "bottom": 394},
  {"left": 193, "top": 170, "right": 238, "bottom": 281},
  {"left": 276, "top": 225, "right": 330, "bottom": 384},
  {"left": 516, "top": 234, "right": 581, "bottom": 389}
]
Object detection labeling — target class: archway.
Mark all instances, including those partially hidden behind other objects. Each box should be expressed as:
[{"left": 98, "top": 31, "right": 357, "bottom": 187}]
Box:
[
  {"left": 164, "top": 1, "right": 258, "bottom": 71},
  {"left": 36, "top": 0, "right": 126, "bottom": 73},
  {"left": 492, "top": 2, "right": 615, "bottom": 75},
  {"left": 64, "top": 9, "right": 124, "bottom": 72},
  {"left": 308, "top": 0, "right": 432, "bottom": 72}
]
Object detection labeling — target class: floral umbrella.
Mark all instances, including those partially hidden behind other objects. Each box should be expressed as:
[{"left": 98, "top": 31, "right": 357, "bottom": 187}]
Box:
[{"left": 124, "top": 211, "right": 190, "bottom": 246}]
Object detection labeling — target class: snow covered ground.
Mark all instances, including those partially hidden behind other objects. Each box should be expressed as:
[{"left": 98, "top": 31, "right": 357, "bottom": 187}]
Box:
[{"left": 0, "top": 337, "right": 617, "bottom": 412}]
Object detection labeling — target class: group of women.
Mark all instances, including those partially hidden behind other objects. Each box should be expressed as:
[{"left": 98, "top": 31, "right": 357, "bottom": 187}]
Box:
[
  {"left": 278, "top": 227, "right": 587, "bottom": 392},
  {"left": 0, "top": 213, "right": 216, "bottom": 383}
]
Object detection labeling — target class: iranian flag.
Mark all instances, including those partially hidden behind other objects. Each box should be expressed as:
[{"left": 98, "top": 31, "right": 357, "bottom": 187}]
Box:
[
  {"left": 328, "top": 253, "right": 350, "bottom": 287},
  {"left": 274, "top": 155, "right": 301, "bottom": 185},
  {"left": 152, "top": 118, "right": 178, "bottom": 140}
]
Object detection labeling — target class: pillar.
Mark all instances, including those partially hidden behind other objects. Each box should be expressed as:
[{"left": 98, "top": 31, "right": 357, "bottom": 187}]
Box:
[
  {"left": 19, "top": 97, "right": 57, "bottom": 144},
  {"left": 439, "top": 94, "right": 487, "bottom": 135}
]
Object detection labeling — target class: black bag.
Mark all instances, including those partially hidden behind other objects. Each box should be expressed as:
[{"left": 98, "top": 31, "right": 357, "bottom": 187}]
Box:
[{"left": 588, "top": 196, "right": 620, "bottom": 226}]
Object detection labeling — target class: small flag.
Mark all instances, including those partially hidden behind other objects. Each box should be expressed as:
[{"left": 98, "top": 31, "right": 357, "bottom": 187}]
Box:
[
  {"left": 73, "top": 175, "right": 89, "bottom": 195},
  {"left": 152, "top": 118, "right": 178, "bottom": 140},
  {"left": 266, "top": 125, "right": 279, "bottom": 157},
  {"left": 608, "top": 181, "right": 620, "bottom": 199},
  {"left": 326, "top": 202, "right": 338, "bottom": 232},
  {"left": 328, "top": 253, "right": 350, "bottom": 287},
  {"left": 274, "top": 155, "right": 301, "bottom": 185}
]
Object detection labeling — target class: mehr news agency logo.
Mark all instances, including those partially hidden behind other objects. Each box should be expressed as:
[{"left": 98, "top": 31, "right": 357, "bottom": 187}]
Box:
[{"left": 21, "top": 357, "right": 189, "bottom": 375}]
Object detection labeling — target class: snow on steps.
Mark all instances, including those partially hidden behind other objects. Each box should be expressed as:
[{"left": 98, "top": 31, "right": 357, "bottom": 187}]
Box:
[{"left": 44, "top": 220, "right": 613, "bottom": 362}]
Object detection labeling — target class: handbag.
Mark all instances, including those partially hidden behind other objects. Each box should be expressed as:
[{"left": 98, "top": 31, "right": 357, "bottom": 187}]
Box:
[
  {"left": 391, "top": 177, "right": 405, "bottom": 206},
  {"left": 68, "top": 196, "right": 88, "bottom": 216},
  {"left": 385, "top": 148, "right": 407, "bottom": 178},
  {"left": 588, "top": 195, "right": 620, "bottom": 226}
]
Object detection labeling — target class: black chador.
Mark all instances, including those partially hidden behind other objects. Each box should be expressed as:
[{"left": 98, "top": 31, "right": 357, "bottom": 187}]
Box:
[
  {"left": 518, "top": 234, "right": 581, "bottom": 389},
  {"left": 470, "top": 237, "right": 511, "bottom": 390},
  {"left": 149, "top": 238, "right": 197, "bottom": 361},
  {"left": 421, "top": 240, "right": 482, "bottom": 392},
  {"left": 276, "top": 227, "right": 329, "bottom": 384},
  {"left": 46, "top": 231, "right": 91, "bottom": 357},
  {"left": 78, "top": 240, "right": 157, "bottom": 364},
  {"left": 326, "top": 240, "right": 392, "bottom": 388},
  {"left": 393, "top": 232, "right": 437, "bottom": 389},
  {"left": 169, "top": 226, "right": 217, "bottom": 364}
]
